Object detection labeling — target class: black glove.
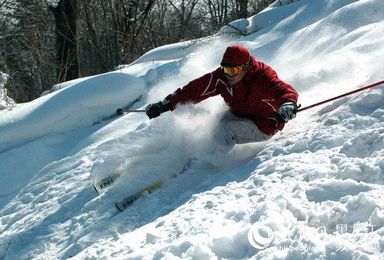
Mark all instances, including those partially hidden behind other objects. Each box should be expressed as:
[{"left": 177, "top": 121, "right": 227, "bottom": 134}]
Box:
[
  {"left": 145, "top": 100, "right": 172, "bottom": 119},
  {"left": 276, "top": 102, "right": 297, "bottom": 123}
]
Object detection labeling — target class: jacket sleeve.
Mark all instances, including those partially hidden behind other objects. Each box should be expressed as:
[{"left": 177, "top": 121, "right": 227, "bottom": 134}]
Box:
[
  {"left": 165, "top": 68, "right": 224, "bottom": 110},
  {"left": 262, "top": 63, "right": 298, "bottom": 105}
]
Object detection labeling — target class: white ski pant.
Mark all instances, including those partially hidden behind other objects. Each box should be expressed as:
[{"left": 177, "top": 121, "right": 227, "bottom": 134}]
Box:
[{"left": 212, "top": 112, "right": 272, "bottom": 153}]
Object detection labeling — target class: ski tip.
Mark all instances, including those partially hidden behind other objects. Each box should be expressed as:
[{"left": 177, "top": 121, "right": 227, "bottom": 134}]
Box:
[
  {"left": 115, "top": 194, "right": 141, "bottom": 212},
  {"left": 93, "top": 173, "right": 122, "bottom": 194},
  {"left": 93, "top": 184, "right": 102, "bottom": 194}
]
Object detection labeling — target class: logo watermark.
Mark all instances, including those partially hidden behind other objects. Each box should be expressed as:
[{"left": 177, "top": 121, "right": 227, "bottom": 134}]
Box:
[
  {"left": 248, "top": 223, "right": 274, "bottom": 249},
  {"left": 248, "top": 222, "right": 379, "bottom": 251}
]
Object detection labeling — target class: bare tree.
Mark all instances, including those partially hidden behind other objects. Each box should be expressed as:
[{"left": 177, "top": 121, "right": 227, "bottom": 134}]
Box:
[
  {"left": 1, "top": 0, "right": 275, "bottom": 102},
  {"left": 1, "top": 0, "right": 56, "bottom": 102},
  {"left": 236, "top": 0, "right": 248, "bottom": 19},
  {"left": 203, "top": 0, "right": 229, "bottom": 29},
  {"left": 50, "top": 0, "right": 80, "bottom": 83},
  {"left": 168, "top": 0, "right": 199, "bottom": 39}
]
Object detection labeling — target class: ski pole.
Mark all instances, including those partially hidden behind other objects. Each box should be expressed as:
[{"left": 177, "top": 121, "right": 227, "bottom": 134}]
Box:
[
  {"left": 125, "top": 109, "right": 145, "bottom": 112},
  {"left": 297, "top": 80, "right": 384, "bottom": 113},
  {"left": 116, "top": 108, "right": 145, "bottom": 115}
]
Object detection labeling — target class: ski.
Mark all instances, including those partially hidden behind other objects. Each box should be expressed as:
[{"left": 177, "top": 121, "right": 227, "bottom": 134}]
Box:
[
  {"left": 115, "top": 180, "right": 163, "bottom": 211},
  {"left": 114, "top": 158, "right": 197, "bottom": 211},
  {"left": 93, "top": 172, "right": 122, "bottom": 194}
]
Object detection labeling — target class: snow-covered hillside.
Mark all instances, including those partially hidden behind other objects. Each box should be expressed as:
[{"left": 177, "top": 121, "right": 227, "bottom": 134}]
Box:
[{"left": 1, "top": 0, "right": 383, "bottom": 259}]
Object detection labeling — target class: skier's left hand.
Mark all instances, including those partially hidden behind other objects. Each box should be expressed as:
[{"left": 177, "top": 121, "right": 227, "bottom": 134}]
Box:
[
  {"left": 145, "top": 100, "right": 172, "bottom": 119},
  {"left": 276, "top": 102, "right": 297, "bottom": 123}
]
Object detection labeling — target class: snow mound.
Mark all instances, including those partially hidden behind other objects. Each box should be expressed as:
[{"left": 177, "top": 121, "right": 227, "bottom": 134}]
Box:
[{"left": 0, "top": 72, "right": 144, "bottom": 152}]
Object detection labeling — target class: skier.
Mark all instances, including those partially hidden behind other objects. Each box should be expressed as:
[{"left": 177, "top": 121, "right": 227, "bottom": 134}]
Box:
[{"left": 145, "top": 45, "right": 298, "bottom": 152}]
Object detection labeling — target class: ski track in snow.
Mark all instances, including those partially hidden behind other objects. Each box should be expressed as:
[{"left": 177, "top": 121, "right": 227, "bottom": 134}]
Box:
[{"left": 1, "top": 0, "right": 384, "bottom": 259}]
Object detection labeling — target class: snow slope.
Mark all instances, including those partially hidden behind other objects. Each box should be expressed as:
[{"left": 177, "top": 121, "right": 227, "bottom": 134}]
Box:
[{"left": 1, "top": 0, "right": 384, "bottom": 259}]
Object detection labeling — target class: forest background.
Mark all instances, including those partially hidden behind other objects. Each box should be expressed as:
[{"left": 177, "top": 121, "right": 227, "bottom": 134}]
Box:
[{"left": 0, "top": 0, "right": 276, "bottom": 104}]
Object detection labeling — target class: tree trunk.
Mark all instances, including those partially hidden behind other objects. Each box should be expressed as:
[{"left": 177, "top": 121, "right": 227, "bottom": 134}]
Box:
[
  {"left": 237, "top": 0, "right": 248, "bottom": 19},
  {"left": 50, "top": 0, "right": 79, "bottom": 83}
]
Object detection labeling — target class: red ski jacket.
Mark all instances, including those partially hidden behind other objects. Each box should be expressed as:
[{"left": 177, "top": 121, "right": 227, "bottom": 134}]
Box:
[{"left": 165, "top": 57, "right": 298, "bottom": 136}]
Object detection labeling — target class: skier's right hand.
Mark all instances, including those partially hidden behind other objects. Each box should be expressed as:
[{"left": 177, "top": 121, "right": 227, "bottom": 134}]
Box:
[
  {"left": 276, "top": 102, "right": 297, "bottom": 123},
  {"left": 145, "top": 100, "right": 172, "bottom": 119}
]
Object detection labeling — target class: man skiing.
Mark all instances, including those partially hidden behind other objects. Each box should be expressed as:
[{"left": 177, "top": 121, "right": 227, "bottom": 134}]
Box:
[{"left": 145, "top": 45, "right": 298, "bottom": 151}]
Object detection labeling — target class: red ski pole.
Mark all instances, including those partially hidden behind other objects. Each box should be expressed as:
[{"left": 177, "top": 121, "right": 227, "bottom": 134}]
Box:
[{"left": 298, "top": 80, "right": 384, "bottom": 113}]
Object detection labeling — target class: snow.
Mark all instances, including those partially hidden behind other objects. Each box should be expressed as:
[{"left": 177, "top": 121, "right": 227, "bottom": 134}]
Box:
[
  {"left": 1, "top": 0, "right": 384, "bottom": 259},
  {"left": 0, "top": 72, "right": 15, "bottom": 110},
  {"left": 0, "top": 72, "right": 144, "bottom": 153},
  {"left": 46, "top": 0, "right": 60, "bottom": 8}
]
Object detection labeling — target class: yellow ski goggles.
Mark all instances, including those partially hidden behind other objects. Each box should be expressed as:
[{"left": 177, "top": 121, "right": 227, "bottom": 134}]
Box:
[{"left": 221, "top": 65, "right": 243, "bottom": 77}]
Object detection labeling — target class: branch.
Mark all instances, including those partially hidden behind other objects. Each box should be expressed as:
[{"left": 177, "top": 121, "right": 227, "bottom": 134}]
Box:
[{"left": 0, "top": 0, "right": 9, "bottom": 9}]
